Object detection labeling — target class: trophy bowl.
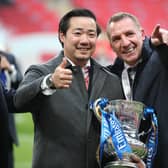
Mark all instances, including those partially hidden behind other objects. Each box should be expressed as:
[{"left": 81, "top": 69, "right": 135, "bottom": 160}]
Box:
[{"left": 92, "top": 99, "right": 148, "bottom": 168}]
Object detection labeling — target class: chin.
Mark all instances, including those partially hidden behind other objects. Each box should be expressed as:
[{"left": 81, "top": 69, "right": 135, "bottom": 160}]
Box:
[
  {"left": 79, "top": 53, "right": 90, "bottom": 58},
  {"left": 76, "top": 56, "right": 89, "bottom": 61}
]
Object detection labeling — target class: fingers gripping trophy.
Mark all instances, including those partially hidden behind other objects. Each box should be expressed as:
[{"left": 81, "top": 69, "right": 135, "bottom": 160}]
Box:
[{"left": 90, "top": 98, "right": 158, "bottom": 168}]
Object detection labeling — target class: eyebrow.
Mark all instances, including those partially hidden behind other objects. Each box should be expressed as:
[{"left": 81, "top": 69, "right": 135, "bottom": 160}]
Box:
[{"left": 73, "top": 28, "right": 96, "bottom": 32}]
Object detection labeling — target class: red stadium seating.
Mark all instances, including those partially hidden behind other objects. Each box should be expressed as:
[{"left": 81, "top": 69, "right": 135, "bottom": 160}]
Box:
[
  {"left": 0, "top": 0, "right": 59, "bottom": 35},
  {"left": 72, "top": 0, "right": 168, "bottom": 35}
]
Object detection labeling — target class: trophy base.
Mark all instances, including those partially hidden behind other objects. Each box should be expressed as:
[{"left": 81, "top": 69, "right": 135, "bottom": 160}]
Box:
[{"left": 104, "top": 161, "right": 137, "bottom": 168}]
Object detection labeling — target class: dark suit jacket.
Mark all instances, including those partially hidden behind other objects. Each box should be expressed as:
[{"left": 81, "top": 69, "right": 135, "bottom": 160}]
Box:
[
  {"left": 0, "top": 51, "right": 23, "bottom": 146},
  {"left": 14, "top": 51, "right": 124, "bottom": 168},
  {"left": 108, "top": 38, "right": 168, "bottom": 168},
  {"left": 0, "top": 82, "right": 16, "bottom": 168}
]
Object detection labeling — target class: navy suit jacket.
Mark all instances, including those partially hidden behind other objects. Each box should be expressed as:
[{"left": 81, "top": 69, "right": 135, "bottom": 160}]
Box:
[
  {"left": 108, "top": 38, "right": 168, "bottom": 168},
  {"left": 0, "top": 82, "right": 16, "bottom": 168},
  {"left": 0, "top": 51, "right": 23, "bottom": 145}
]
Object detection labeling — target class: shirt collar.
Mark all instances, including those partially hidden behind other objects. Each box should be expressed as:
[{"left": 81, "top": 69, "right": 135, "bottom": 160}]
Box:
[
  {"left": 65, "top": 56, "right": 91, "bottom": 68},
  {"left": 124, "top": 58, "right": 142, "bottom": 69}
]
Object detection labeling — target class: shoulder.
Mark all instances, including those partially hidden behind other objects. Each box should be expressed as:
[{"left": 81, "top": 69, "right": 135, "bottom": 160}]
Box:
[
  {"left": 25, "top": 53, "right": 63, "bottom": 75},
  {"left": 101, "top": 66, "right": 120, "bottom": 80},
  {"left": 91, "top": 58, "right": 121, "bottom": 78},
  {"left": 106, "top": 58, "right": 124, "bottom": 77},
  {"left": 94, "top": 61, "right": 121, "bottom": 84},
  {"left": 1, "top": 52, "right": 15, "bottom": 62}
]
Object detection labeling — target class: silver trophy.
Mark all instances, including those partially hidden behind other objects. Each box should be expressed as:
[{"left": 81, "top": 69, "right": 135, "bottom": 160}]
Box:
[{"left": 91, "top": 98, "right": 157, "bottom": 168}]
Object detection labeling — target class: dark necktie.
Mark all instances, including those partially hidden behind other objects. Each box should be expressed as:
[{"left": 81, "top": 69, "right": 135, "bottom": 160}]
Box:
[
  {"left": 127, "top": 67, "right": 136, "bottom": 87},
  {"left": 121, "top": 66, "right": 136, "bottom": 100}
]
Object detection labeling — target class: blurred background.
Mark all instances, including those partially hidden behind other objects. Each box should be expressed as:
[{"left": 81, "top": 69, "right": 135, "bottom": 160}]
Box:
[{"left": 0, "top": 0, "right": 167, "bottom": 168}]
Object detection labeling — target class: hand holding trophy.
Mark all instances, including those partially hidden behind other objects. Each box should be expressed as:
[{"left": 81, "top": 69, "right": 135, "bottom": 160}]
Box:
[
  {"left": 90, "top": 98, "right": 158, "bottom": 168},
  {"left": 129, "top": 154, "right": 146, "bottom": 168}
]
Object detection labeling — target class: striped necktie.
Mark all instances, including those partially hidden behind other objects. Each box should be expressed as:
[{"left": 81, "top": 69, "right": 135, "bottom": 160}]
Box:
[{"left": 83, "top": 66, "right": 90, "bottom": 90}]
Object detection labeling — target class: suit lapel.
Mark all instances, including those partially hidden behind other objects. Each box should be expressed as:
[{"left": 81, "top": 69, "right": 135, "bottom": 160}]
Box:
[
  {"left": 134, "top": 51, "right": 161, "bottom": 101},
  {"left": 89, "top": 60, "right": 107, "bottom": 100},
  {"left": 87, "top": 61, "right": 107, "bottom": 132},
  {"left": 89, "top": 67, "right": 107, "bottom": 100}
]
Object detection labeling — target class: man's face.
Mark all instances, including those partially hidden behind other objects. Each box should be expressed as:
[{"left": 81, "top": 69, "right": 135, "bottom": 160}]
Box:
[
  {"left": 59, "top": 17, "right": 98, "bottom": 66},
  {"left": 107, "top": 17, "right": 145, "bottom": 65}
]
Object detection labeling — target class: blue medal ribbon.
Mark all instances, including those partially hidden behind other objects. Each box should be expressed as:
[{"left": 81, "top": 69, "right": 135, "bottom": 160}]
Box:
[
  {"left": 144, "top": 107, "right": 158, "bottom": 168},
  {"left": 107, "top": 110, "right": 132, "bottom": 159},
  {"left": 90, "top": 98, "right": 158, "bottom": 168},
  {"left": 94, "top": 98, "right": 132, "bottom": 161},
  {"left": 100, "top": 109, "right": 111, "bottom": 161}
]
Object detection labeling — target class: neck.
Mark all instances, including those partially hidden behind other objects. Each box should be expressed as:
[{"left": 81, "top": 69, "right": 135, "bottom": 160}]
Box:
[{"left": 66, "top": 57, "right": 91, "bottom": 67}]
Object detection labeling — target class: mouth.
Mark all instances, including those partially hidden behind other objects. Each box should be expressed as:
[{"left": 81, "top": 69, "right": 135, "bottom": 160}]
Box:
[
  {"left": 122, "top": 47, "right": 135, "bottom": 55},
  {"left": 77, "top": 47, "right": 90, "bottom": 51}
]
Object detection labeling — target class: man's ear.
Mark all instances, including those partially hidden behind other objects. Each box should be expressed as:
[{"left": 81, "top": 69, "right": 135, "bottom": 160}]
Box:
[
  {"left": 141, "top": 28, "right": 146, "bottom": 40},
  {"left": 59, "top": 32, "right": 65, "bottom": 43}
]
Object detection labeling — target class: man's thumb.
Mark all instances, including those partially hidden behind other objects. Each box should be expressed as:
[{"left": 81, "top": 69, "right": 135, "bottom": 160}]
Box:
[{"left": 59, "top": 57, "right": 67, "bottom": 68}]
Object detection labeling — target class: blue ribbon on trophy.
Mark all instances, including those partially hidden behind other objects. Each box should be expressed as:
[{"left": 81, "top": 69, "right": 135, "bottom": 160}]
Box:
[
  {"left": 100, "top": 106, "right": 132, "bottom": 161},
  {"left": 90, "top": 98, "right": 158, "bottom": 168},
  {"left": 144, "top": 107, "right": 158, "bottom": 168}
]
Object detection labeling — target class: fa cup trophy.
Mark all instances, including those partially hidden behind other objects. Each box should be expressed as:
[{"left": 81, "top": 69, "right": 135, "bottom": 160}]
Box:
[{"left": 90, "top": 98, "right": 158, "bottom": 168}]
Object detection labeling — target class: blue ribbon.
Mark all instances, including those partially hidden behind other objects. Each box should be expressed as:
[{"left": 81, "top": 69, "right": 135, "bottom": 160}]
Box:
[
  {"left": 105, "top": 110, "right": 132, "bottom": 159},
  {"left": 0, "top": 70, "right": 7, "bottom": 87},
  {"left": 100, "top": 109, "right": 111, "bottom": 161},
  {"left": 144, "top": 107, "right": 158, "bottom": 168},
  {"left": 94, "top": 98, "right": 132, "bottom": 161},
  {"left": 90, "top": 98, "right": 158, "bottom": 168}
]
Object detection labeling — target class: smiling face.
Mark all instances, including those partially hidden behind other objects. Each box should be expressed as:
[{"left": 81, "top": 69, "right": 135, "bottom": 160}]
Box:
[
  {"left": 107, "top": 17, "right": 145, "bottom": 66},
  {"left": 59, "top": 16, "right": 98, "bottom": 67}
]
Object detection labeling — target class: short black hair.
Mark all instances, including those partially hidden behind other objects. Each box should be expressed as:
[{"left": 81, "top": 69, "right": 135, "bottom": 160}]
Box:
[{"left": 58, "top": 8, "right": 101, "bottom": 46}]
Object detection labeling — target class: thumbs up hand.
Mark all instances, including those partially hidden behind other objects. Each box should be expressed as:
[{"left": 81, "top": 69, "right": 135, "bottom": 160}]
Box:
[{"left": 51, "top": 58, "right": 73, "bottom": 89}]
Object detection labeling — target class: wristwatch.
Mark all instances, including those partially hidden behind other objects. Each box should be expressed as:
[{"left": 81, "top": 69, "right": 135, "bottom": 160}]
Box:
[{"left": 46, "top": 74, "right": 55, "bottom": 89}]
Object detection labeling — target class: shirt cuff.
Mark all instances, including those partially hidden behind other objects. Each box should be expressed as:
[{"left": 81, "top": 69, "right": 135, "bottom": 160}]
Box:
[{"left": 41, "top": 74, "right": 56, "bottom": 96}]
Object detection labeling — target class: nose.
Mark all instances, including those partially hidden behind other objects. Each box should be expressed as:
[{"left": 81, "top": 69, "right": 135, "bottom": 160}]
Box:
[
  {"left": 80, "top": 34, "right": 89, "bottom": 44},
  {"left": 121, "top": 36, "right": 130, "bottom": 47}
]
